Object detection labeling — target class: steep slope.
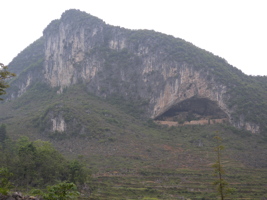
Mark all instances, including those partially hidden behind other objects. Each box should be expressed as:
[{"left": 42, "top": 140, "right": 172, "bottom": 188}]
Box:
[
  {"left": 5, "top": 38, "right": 44, "bottom": 98},
  {"left": 4, "top": 9, "right": 267, "bottom": 135},
  {"left": 1, "top": 83, "right": 267, "bottom": 199},
  {"left": 2, "top": 81, "right": 267, "bottom": 167}
]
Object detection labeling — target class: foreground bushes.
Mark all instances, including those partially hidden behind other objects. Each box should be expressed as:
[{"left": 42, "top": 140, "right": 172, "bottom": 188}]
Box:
[{"left": 0, "top": 134, "right": 91, "bottom": 197}]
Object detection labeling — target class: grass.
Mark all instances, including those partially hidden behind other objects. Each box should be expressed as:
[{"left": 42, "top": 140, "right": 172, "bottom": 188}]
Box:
[
  {"left": 0, "top": 84, "right": 267, "bottom": 199},
  {"left": 87, "top": 167, "right": 267, "bottom": 199}
]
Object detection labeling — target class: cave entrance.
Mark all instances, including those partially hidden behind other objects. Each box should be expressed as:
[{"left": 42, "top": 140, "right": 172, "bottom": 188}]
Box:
[{"left": 155, "top": 97, "right": 228, "bottom": 126}]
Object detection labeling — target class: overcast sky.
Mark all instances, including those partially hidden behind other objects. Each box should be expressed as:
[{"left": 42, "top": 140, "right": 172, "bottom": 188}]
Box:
[{"left": 1, "top": 0, "right": 266, "bottom": 75}]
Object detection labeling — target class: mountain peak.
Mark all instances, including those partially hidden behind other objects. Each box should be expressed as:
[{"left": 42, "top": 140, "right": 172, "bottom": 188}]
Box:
[
  {"left": 60, "top": 9, "right": 104, "bottom": 25},
  {"left": 43, "top": 9, "right": 104, "bottom": 35}
]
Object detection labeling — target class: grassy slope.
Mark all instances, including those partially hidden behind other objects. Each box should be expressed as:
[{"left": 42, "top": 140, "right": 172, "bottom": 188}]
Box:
[{"left": 1, "top": 83, "right": 267, "bottom": 199}]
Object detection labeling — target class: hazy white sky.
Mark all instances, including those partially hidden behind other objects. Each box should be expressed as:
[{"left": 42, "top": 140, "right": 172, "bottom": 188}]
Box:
[{"left": 1, "top": 0, "right": 266, "bottom": 75}]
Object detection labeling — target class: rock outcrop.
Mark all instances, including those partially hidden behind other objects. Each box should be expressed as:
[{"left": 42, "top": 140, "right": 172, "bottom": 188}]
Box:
[
  {"left": 0, "top": 193, "right": 41, "bottom": 200},
  {"left": 7, "top": 9, "right": 264, "bottom": 134}
]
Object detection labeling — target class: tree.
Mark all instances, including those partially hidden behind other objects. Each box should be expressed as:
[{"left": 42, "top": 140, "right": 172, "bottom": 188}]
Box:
[
  {"left": 0, "top": 135, "right": 91, "bottom": 193},
  {"left": 0, "top": 124, "right": 7, "bottom": 145},
  {"left": 0, "top": 63, "right": 16, "bottom": 100},
  {"left": 15, "top": 137, "right": 66, "bottom": 187},
  {"left": 13, "top": 137, "right": 91, "bottom": 188},
  {"left": 0, "top": 167, "right": 13, "bottom": 195},
  {"left": 33, "top": 140, "right": 68, "bottom": 185},
  {"left": 17, "top": 140, "right": 38, "bottom": 188},
  {"left": 41, "top": 182, "right": 80, "bottom": 200},
  {"left": 212, "top": 135, "right": 235, "bottom": 199},
  {"left": 68, "top": 160, "right": 90, "bottom": 185}
]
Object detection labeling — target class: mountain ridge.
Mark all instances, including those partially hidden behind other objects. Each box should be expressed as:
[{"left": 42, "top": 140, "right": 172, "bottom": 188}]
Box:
[{"left": 4, "top": 9, "right": 267, "bottom": 134}]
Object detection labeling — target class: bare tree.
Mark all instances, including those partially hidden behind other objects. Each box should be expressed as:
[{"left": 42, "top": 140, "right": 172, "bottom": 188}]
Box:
[{"left": 212, "top": 134, "right": 235, "bottom": 199}]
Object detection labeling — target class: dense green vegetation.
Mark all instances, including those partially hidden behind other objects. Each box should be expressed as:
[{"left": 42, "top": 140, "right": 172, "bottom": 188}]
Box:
[
  {"left": 32, "top": 181, "right": 80, "bottom": 200},
  {"left": 0, "top": 124, "right": 90, "bottom": 198},
  {"left": 0, "top": 167, "right": 13, "bottom": 195},
  {"left": 0, "top": 83, "right": 267, "bottom": 199}
]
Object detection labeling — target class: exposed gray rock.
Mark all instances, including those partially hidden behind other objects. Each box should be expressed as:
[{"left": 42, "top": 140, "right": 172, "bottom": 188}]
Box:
[{"left": 6, "top": 9, "right": 261, "bottom": 134}]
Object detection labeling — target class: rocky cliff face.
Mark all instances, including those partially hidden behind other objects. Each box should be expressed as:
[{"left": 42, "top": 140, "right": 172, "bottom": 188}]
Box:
[{"left": 7, "top": 9, "right": 262, "bottom": 134}]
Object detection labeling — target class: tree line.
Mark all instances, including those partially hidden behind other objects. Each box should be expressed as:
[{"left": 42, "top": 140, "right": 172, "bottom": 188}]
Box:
[{"left": 0, "top": 124, "right": 91, "bottom": 198}]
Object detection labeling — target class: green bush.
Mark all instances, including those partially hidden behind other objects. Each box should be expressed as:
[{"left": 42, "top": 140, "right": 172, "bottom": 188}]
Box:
[
  {"left": 0, "top": 167, "right": 13, "bottom": 195},
  {"left": 38, "top": 182, "right": 80, "bottom": 200}
]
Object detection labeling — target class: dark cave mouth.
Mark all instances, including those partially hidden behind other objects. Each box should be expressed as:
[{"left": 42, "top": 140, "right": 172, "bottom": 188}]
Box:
[{"left": 155, "top": 97, "right": 228, "bottom": 125}]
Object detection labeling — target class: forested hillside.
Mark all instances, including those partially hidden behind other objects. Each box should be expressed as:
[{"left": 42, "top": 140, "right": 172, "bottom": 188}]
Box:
[{"left": 1, "top": 9, "right": 267, "bottom": 199}]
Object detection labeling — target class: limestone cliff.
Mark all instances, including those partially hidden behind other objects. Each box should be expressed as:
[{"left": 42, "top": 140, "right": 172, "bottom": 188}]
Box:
[{"left": 7, "top": 9, "right": 266, "bottom": 134}]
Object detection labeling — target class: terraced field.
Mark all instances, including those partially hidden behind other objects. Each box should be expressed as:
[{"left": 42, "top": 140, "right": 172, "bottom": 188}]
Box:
[
  {"left": 2, "top": 85, "right": 267, "bottom": 199},
  {"left": 88, "top": 167, "right": 267, "bottom": 199}
]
